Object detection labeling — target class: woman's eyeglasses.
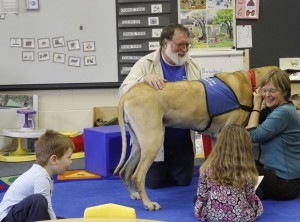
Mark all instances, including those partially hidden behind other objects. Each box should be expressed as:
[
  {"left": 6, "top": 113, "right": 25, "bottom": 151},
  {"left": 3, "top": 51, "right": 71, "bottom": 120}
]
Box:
[{"left": 261, "top": 88, "right": 278, "bottom": 94}]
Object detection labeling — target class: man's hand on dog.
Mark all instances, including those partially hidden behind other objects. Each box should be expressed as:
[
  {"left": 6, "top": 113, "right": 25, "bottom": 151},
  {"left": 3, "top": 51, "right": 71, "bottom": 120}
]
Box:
[{"left": 143, "top": 74, "right": 167, "bottom": 90}]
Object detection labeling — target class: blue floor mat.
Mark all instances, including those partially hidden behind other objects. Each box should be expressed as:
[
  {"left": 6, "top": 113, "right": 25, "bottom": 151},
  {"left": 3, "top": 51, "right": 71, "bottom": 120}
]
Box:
[{"left": 1, "top": 177, "right": 300, "bottom": 221}]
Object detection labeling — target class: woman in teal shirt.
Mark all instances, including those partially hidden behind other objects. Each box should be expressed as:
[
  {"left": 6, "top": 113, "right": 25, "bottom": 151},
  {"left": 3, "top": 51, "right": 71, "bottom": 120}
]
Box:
[{"left": 246, "top": 69, "right": 300, "bottom": 200}]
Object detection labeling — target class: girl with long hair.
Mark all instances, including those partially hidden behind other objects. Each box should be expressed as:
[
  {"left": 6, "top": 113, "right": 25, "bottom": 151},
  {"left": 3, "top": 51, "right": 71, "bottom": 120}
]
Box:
[{"left": 194, "top": 124, "right": 263, "bottom": 222}]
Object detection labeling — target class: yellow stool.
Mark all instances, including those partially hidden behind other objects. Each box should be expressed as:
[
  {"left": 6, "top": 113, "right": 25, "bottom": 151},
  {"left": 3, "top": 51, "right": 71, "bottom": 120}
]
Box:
[{"left": 83, "top": 203, "right": 136, "bottom": 219}]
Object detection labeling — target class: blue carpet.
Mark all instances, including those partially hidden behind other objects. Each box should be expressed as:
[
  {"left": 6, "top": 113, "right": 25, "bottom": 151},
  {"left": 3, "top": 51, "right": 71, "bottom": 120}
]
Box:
[{"left": 1, "top": 177, "right": 300, "bottom": 221}]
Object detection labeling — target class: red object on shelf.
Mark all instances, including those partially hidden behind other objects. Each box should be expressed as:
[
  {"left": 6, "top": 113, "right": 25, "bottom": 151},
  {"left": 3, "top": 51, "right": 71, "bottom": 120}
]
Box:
[
  {"left": 69, "top": 134, "right": 84, "bottom": 153},
  {"left": 60, "top": 131, "right": 84, "bottom": 153},
  {"left": 202, "top": 134, "right": 212, "bottom": 159}
]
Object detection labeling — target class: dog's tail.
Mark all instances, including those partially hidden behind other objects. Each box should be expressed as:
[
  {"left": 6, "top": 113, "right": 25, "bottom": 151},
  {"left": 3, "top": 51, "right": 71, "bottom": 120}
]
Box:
[{"left": 113, "top": 94, "right": 127, "bottom": 175}]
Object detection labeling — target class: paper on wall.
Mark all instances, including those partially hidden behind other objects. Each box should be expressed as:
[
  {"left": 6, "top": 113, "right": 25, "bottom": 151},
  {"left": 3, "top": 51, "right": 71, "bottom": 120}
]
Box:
[
  {"left": 0, "top": 0, "right": 18, "bottom": 14},
  {"left": 236, "top": 25, "right": 252, "bottom": 48}
]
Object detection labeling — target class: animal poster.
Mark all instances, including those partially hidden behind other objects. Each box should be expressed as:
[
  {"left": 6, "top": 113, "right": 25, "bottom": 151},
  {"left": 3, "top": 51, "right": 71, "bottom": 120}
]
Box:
[
  {"left": 178, "top": 0, "right": 235, "bottom": 49},
  {"left": 236, "top": 0, "right": 259, "bottom": 19}
]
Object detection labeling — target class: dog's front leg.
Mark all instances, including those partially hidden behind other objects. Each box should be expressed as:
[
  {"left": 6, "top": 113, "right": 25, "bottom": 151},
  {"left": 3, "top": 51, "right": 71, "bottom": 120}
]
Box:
[{"left": 134, "top": 157, "right": 161, "bottom": 210}]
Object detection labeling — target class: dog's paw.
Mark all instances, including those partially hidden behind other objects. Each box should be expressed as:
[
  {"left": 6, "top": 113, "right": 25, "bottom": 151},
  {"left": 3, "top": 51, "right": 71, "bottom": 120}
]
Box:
[
  {"left": 130, "top": 192, "right": 141, "bottom": 200},
  {"left": 144, "top": 202, "right": 161, "bottom": 211}
]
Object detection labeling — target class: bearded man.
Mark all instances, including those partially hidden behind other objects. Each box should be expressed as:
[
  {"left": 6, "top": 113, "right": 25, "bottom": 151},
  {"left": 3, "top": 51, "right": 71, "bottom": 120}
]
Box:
[{"left": 119, "top": 24, "right": 202, "bottom": 188}]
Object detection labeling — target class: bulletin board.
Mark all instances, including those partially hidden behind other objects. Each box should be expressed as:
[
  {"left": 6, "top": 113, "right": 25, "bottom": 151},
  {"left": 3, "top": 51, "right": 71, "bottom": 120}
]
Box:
[
  {"left": 236, "top": 0, "right": 300, "bottom": 77},
  {"left": 0, "top": 0, "right": 119, "bottom": 90},
  {"left": 0, "top": 0, "right": 245, "bottom": 90}
]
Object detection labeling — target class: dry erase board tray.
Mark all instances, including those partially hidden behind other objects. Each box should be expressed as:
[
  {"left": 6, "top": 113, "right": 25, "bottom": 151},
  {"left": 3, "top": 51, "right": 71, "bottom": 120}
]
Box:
[{"left": 0, "top": 82, "right": 121, "bottom": 91}]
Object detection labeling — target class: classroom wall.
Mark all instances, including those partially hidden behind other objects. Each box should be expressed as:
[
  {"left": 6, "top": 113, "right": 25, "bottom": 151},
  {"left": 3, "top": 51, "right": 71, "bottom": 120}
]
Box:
[
  {"left": 0, "top": 88, "right": 120, "bottom": 131},
  {"left": 1, "top": 82, "right": 299, "bottom": 133},
  {"left": 1, "top": 0, "right": 300, "bottom": 133},
  {"left": 292, "top": 84, "right": 300, "bottom": 95}
]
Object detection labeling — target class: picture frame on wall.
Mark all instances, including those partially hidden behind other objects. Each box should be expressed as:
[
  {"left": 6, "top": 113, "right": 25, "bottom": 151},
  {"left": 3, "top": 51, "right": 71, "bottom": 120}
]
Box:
[
  {"left": 37, "top": 38, "right": 50, "bottom": 49},
  {"left": 83, "top": 41, "right": 96, "bottom": 52},
  {"left": 236, "top": 0, "right": 259, "bottom": 19},
  {"left": 178, "top": 0, "right": 235, "bottom": 49},
  {"left": 52, "top": 37, "right": 65, "bottom": 48},
  {"left": 26, "top": 0, "right": 40, "bottom": 10},
  {"left": 148, "top": 17, "right": 159, "bottom": 26},
  {"left": 10, "top": 38, "right": 22, "bottom": 47},
  {"left": 151, "top": 4, "right": 162, "bottom": 13},
  {"left": 38, "top": 51, "right": 50, "bottom": 61},
  {"left": 22, "top": 38, "right": 35, "bottom": 49},
  {"left": 67, "top": 40, "right": 80, "bottom": 51},
  {"left": 152, "top": 28, "right": 163, "bottom": 38},
  {"left": 22, "top": 51, "right": 35, "bottom": 61},
  {"left": 84, "top": 55, "right": 97, "bottom": 66},
  {"left": 53, "top": 53, "right": 66, "bottom": 64},
  {"left": 68, "top": 56, "right": 80, "bottom": 67}
]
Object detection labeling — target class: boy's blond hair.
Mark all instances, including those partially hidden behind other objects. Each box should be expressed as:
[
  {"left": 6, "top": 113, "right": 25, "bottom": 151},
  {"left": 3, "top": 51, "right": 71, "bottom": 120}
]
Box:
[
  {"left": 35, "top": 130, "right": 75, "bottom": 166},
  {"left": 200, "top": 124, "right": 258, "bottom": 188}
]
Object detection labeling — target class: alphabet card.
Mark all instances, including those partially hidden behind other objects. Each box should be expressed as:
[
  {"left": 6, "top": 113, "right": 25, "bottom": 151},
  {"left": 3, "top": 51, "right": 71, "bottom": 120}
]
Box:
[{"left": 236, "top": 0, "right": 259, "bottom": 19}]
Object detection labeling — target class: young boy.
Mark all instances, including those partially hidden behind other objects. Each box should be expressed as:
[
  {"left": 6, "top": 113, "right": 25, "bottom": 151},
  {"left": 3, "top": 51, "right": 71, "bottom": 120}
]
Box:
[{"left": 0, "top": 130, "right": 74, "bottom": 222}]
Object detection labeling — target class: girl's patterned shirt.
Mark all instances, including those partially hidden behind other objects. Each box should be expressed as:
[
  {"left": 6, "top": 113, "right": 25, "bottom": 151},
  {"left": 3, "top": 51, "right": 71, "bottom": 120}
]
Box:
[{"left": 194, "top": 168, "right": 263, "bottom": 222}]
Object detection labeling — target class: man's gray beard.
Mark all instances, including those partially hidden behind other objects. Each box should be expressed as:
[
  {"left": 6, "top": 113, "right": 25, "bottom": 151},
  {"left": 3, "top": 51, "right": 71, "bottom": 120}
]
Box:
[{"left": 165, "top": 42, "right": 188, "bottom": 66}]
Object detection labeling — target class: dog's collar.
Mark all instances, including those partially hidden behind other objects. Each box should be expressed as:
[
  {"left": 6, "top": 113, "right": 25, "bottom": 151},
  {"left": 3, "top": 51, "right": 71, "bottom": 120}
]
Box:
[{"left": 248, "top": 69, "right": 256, "bottom": 92}]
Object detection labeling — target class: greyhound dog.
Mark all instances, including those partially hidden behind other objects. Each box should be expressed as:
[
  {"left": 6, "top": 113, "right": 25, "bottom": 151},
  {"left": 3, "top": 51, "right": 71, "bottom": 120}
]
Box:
[{"left": 114, "top": 66, "right": 278, "bottom": 211}]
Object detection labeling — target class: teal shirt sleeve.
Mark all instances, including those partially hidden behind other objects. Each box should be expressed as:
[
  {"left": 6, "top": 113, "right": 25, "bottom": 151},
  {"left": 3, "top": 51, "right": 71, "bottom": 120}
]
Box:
[
  {"left": 249, "top": 103, "right": 300, "bottom": 179},
  {"left": 249, "top": 105, "right": 290, "bottom": 143}
]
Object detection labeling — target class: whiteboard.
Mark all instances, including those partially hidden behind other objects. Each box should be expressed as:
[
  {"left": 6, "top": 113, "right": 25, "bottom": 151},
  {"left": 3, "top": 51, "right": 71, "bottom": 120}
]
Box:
[
  {"left": 189, "top": 50, "right": 244, "bottom": 78},
  {"left": 0, "top": 0, "right": 118, "bottom": 87}
]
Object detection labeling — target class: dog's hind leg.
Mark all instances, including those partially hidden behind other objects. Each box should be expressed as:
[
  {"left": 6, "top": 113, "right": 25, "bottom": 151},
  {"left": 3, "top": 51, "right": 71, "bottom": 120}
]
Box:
[
  {"left": 119, "top": 130, "right": 141, "bottom": 200},
  {"left": 120, "top": 152, "right": 141, "bottom": 200},
  {"left": 132, "top": 127, "right": 164, "bottom": 211}
]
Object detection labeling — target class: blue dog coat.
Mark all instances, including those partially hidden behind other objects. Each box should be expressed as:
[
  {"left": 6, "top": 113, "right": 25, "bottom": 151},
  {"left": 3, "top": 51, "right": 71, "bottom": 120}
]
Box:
[{"left": 200, "top": 77, "right": 240, "bottom": 117}]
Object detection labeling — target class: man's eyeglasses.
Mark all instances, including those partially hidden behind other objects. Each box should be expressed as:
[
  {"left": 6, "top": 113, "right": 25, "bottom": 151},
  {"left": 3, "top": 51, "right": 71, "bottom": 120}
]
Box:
[
  {"left": 170, "top": 41, "right": 192, "bottom": 49},
  {"left": 261, "top": 88, "right": 278, "bottom": 94}
]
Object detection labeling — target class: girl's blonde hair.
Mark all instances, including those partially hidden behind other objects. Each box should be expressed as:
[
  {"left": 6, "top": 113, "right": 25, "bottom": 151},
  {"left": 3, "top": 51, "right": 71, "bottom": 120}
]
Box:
[{"left": 200, "top": 124, "right": 258, "bottom": 187}]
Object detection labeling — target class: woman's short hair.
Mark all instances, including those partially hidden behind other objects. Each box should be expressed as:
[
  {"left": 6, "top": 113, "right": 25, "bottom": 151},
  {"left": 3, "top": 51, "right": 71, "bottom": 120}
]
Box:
[{"left": 260, "top": 69, "right": 291, "bottom": 101}]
